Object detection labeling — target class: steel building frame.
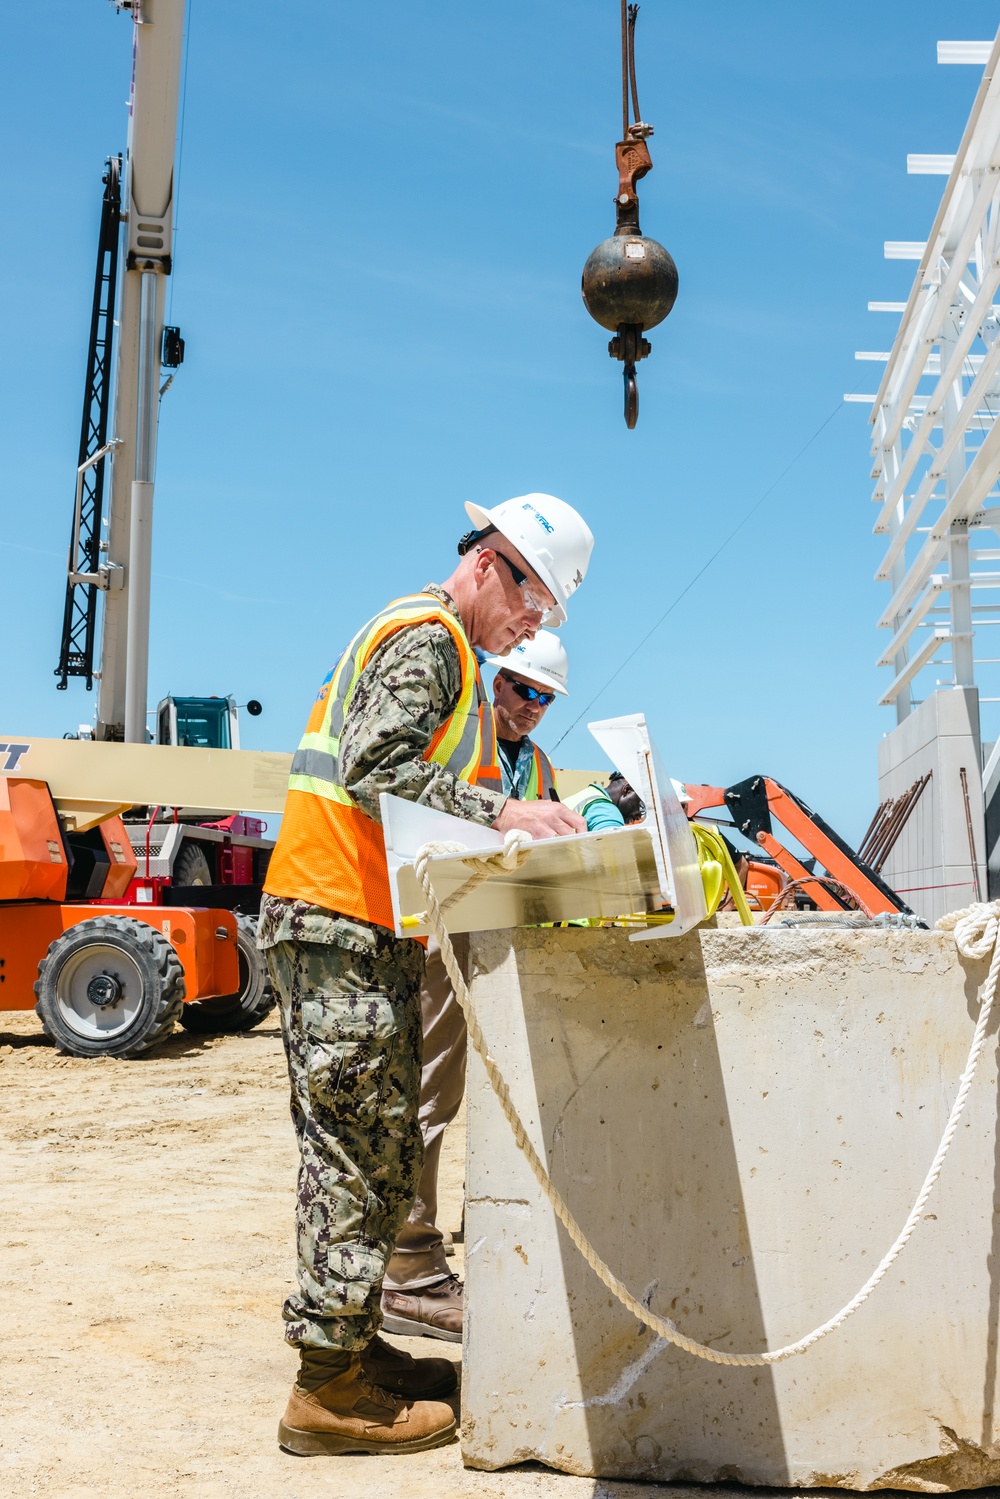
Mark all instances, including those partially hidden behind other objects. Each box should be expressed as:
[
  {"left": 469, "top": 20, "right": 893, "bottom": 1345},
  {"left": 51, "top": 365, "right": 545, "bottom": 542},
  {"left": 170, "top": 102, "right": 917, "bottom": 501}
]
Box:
[{"left": 860, "top": 36, "right": 1000, "bottom": 726}]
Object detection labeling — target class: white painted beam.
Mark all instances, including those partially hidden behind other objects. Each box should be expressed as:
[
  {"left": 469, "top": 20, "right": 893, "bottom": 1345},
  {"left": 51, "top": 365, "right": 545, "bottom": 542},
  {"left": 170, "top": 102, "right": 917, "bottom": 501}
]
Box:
[
  {"left": 877, "top": 580, "right": 946, "bottom": 667},
  {"left": 873, "top": 251, "right": 1000, "bottom": 535},
  {"left": 877, "top": 628, "right": 951, "bottom": 706},
  {"left": 938, "top": 41, "right": 993, "bottom": 65},
  {"left": 885, "top": 242, "right": 928, "bottom": 259},
  {"left": 907, "top": 154, "right": 957, "bottom": 174}
]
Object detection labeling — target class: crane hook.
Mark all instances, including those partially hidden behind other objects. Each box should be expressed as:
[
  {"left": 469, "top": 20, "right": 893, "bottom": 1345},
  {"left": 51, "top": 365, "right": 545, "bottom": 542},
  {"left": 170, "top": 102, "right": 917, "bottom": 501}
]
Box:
[
  {"left": 580, "top": 3, "right": 679, "bottom": 429},
  {"left": 624, "top": 365, "right": 638, "bottom": 429}
]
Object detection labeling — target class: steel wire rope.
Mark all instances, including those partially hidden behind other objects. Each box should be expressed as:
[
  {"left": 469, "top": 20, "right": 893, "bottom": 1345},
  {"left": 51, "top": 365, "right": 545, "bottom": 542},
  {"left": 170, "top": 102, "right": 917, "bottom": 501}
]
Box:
[
  {"left": 620, "top": 0, "right": 629, "bottom": 138},
  {"left": 551, "top": 389, "right": 858, "bottom": 754},
  {"left": 412, "top": 835, "right": 1000, "bottom": 1366},
  {"left": 627, "top": 4, "right": 641, "bottom": 128}
]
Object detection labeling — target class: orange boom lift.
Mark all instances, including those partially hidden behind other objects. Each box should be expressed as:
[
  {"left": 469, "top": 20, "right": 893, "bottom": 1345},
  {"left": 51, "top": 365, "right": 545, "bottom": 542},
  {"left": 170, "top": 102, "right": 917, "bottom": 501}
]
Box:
[
  {"left": 684, "top": 776, "right": 914, "bottom": 917},
  {"left": 0, "top": 775, "right": 239, "bottom": 1058}
]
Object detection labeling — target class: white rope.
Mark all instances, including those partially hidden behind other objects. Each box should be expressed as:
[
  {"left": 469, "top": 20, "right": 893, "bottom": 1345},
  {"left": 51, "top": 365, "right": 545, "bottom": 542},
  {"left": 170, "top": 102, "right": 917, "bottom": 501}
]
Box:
[{"left": 412, "top": 844, "right": 1000, "bottom": 1367}]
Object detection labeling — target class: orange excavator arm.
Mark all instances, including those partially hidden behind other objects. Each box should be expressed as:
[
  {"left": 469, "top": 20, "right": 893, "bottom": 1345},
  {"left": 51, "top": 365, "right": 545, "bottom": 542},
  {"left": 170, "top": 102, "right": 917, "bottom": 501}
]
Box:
[{"left": 682, "top": 777, "right": 911, "bottom": 917}]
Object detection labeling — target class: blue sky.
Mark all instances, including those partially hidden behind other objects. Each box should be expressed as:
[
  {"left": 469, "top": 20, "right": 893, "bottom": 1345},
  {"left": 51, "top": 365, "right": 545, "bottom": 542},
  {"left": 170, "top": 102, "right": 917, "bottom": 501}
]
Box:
[{"left": 2, "top": 1, "right": 996, "bottom": 842}]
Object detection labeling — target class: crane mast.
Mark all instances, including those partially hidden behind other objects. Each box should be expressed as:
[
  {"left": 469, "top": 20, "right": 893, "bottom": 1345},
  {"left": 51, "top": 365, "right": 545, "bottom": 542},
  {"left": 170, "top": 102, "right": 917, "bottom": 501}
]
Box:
[{"left": 58, "top": 0, "right": 186, "bottom": 742}]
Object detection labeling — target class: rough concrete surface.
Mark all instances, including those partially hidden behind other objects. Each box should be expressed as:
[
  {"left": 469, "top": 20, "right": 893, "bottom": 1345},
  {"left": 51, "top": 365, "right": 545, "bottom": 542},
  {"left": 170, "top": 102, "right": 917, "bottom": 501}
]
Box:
[
  {"left": 463, "top": 925, "right": 1000, "bottom": 1489},
  {"left": 0, "top": 1002, "right": 885, "bottom": 1499}
]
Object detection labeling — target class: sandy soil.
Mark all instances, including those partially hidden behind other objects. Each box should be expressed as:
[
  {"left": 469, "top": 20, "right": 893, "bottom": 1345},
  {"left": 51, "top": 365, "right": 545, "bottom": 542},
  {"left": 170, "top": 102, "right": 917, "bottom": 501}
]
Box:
[{"left": 0, "top": 1007, "right": 869, "bottom": 1499}]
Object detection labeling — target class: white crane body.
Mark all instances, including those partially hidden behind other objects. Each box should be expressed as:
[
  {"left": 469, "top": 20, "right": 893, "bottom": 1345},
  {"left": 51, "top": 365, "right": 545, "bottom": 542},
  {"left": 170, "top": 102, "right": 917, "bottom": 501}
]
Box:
[{"left": 97, "top": 0, "right": 185, "bottom": 742}]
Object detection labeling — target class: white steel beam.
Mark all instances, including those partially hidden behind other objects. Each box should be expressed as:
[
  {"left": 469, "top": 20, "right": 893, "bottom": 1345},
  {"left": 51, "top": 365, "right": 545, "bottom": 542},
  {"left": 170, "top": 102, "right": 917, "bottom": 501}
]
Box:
[
  {"left": 878, "top": 536, "right": 948, "bottom": 632},
  {"left": 908, "top": 155, "right": 957, "bottom": 174},
  {"left": 878, "top": 629, "right": 951, "bottom": 707},
  {"left": 871, "top": 30, "right": 1000, "bottom": 722},
  {"left": 874, "top": 321, "right": 1000, "bottom": 557},
  {"left": 871, "top": 39, "right": 1000, "bottom": 431},
  {"left": 880, "top": 176, "right": 1000, "bottom": 444},
  {"left": 877, "top": 415, "right": 1000, "bottom": 628},
  {"left": 938, "top": 42, "right": 993, "bottom": 65},
  {"left": 877, "top": 579, "right": 947, "bottom": 667},
  {"left": 884, "top": 242, "right": 927, "bottom": 258},
  {"left": 871, "top": 250, "right": 1000, "bottom": 522}
]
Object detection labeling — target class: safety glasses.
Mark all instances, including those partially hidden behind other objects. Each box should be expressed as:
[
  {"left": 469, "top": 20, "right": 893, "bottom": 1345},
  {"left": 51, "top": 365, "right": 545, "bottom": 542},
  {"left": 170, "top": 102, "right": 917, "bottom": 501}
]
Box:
[
  {"left": 491, "top": 549, "right": 552, "bottom": 618},
  {"left": 501, "top": 675, "right": 557, "bottom": 708}
]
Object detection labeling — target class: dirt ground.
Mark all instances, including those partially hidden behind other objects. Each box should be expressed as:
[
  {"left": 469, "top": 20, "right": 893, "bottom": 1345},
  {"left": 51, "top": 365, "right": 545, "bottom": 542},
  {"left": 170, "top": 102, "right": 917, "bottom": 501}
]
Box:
[{"left": 0, "top": 1006, "right": 904, "bottom": 1499}]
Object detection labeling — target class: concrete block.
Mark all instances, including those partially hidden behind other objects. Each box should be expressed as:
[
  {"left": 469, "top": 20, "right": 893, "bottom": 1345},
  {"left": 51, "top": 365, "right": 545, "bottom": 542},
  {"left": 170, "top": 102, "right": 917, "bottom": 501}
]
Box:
[
  {"left": 462, "top": 925, "right": 1000, "bottom": 1489},
  {"left": 877, "top": 687, "right": 985, "bottom": 927}
]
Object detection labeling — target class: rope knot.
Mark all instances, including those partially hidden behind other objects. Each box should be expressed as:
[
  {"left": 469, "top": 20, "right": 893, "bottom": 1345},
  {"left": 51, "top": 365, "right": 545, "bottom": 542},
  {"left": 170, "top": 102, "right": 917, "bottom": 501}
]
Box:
[
  {"left": 492, "top": 828, "right": 534, "bottom": 873},
  {"left": 410, "top": 829, "right": 534, "bottom": 926},
  {"left": 937, "top": 899, "right": 1000, "bottom": 962}
]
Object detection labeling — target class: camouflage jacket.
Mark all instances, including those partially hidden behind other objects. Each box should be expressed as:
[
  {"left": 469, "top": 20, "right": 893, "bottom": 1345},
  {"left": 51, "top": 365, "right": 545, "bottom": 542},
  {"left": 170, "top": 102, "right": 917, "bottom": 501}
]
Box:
[{"left": 259, "top": 583, "right": 506, "bottom": 952}]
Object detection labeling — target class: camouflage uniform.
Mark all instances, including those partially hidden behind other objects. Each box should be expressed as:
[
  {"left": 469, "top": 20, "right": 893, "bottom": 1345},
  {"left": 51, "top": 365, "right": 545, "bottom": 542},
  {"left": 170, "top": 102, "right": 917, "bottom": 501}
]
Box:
[{"left": 259, "top": 584, "right": 506, "bottom": 1351}]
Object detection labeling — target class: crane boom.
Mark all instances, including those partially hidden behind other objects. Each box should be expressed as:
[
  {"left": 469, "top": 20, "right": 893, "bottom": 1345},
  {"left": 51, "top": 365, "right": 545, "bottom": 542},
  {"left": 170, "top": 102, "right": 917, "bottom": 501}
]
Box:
[{"left": 94, "top": 0, "right": 186, "bottom": 741}]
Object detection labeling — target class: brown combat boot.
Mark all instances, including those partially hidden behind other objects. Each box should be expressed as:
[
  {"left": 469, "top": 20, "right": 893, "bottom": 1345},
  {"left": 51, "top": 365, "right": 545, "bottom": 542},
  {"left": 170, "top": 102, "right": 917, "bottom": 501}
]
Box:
[
  {"left": 278, "top": 1356, "right": 457, "bottom": 1456},
  {"left": 381, "top": 1273, "right": 463, "bottom": 1342},
  {"left": 361, "top": 1334, "right": 458, "bottom": 1398}
]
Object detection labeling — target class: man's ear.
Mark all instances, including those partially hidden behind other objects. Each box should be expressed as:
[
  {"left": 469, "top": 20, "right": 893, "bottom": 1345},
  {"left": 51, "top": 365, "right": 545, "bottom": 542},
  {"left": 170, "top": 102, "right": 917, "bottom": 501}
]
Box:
[{"left": 471, "top": 546, "right": 495, "bottom": 587}]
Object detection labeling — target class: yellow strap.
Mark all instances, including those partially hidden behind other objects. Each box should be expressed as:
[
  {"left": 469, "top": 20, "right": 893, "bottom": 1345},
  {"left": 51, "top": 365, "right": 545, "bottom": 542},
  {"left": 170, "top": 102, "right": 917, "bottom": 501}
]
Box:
[{"left": 691, "top": 823, "right": 755, "bottom": 926}]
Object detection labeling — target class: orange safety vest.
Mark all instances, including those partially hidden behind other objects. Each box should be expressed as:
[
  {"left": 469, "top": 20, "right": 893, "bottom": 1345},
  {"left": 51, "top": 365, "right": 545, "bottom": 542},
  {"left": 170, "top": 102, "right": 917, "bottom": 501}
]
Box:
[{"left": 264, "top": 592, "right": 502, "bottom": 930}]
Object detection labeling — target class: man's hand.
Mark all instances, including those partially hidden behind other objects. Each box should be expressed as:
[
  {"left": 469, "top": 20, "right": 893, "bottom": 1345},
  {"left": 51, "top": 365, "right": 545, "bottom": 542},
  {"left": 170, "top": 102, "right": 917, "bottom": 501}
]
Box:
[{"left": 493, "top": 798, "right": 587, "bottom": 839}]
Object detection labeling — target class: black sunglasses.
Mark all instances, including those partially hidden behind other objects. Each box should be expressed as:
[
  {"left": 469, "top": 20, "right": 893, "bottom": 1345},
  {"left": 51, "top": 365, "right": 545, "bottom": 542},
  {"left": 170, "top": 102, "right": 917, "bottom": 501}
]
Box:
[
  {"left": 500, "top": 674, "right": 556, "bottom": 707},
  {"left": 493, "top": 550, "right": 529, "bottom": 587}
]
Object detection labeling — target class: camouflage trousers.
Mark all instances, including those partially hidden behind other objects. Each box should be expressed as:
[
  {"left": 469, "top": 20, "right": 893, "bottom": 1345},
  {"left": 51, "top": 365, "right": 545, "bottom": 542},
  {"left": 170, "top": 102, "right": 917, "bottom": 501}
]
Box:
[{"left": 264, "top": 935, "right": 425, "bottom": 1351}]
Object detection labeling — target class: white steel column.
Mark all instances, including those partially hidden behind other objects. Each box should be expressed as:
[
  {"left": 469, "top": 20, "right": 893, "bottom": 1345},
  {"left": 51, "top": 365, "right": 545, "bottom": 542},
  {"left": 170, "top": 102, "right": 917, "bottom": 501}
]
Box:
[
  {"left": 124, "top": 270, "right": 162, "bottom": 744},
  {"left": 941, "top": 308, "right": 975, "bottom": 687},
  {"left": 97, "top": 0, "right": 185, "bottom": 740},
  {"left": 882, "top": 431, "right": 912, "bottom": 722}
]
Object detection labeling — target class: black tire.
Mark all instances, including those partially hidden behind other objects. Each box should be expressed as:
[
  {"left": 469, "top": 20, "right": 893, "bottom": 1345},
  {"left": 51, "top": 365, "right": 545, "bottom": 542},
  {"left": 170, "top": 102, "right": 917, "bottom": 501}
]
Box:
[
  {"left": 172, "top": 841, "right": 213, "bottom": 887},
  {"left": 178, "top": 913, "right": 275, "bottom": 1034},
  {"left": 34, "top": 916, "right": 185, "bottom": 1059}
]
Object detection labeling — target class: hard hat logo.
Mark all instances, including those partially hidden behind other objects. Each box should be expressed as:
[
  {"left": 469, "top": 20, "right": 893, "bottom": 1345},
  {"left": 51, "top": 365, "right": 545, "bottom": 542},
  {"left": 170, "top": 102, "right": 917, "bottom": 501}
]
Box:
[
  {"left": 484, "top": 628, "right": 570, "bottom": 697},
  {"left": 522, "top": 502, "right": 555, "bottom": 535}
]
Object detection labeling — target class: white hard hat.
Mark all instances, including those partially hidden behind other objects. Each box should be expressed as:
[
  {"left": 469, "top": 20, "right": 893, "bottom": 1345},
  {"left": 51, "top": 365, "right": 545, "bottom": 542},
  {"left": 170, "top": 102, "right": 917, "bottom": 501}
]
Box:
[
  {"left": 485, "top": 629, "right": 569, "bottom": 696},
  {"left": 464, "top": 493, "right": 594, "bottom": 625}
]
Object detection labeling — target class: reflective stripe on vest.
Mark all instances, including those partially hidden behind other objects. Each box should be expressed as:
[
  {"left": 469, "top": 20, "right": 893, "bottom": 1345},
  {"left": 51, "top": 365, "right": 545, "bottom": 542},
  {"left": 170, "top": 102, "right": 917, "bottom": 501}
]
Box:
[
  {"left": 287, "top": 594, "right": 491, "bottom": 803},
  {"left": 524, "top": 743, "right": 557, "bottom": 801},
  {"left": 563, "top": 782, "right": 610, "bottom": 818},
  {"left": 264, "top": 593, "right": 502, "bottom": 929}
]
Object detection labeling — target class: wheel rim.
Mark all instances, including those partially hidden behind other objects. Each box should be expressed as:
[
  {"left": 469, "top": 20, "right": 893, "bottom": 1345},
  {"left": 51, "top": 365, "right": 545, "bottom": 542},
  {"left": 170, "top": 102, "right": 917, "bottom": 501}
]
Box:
[{"left": 53, "top": 945, "right": 146, "bottom": 1041}]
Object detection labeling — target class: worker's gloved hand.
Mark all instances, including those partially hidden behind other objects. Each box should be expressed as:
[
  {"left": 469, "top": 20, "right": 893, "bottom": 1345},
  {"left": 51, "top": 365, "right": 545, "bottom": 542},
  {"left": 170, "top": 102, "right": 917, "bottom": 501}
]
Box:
[{"left": 493, "top": 798, "right": 587, "bottom": 840}]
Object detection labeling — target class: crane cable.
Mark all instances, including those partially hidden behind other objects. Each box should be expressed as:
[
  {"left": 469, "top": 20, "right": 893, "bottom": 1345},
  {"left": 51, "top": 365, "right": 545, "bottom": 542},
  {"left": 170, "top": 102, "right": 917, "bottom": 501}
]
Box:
[{"left": 551, "top": 390, "right": 855, "bottom": 754}]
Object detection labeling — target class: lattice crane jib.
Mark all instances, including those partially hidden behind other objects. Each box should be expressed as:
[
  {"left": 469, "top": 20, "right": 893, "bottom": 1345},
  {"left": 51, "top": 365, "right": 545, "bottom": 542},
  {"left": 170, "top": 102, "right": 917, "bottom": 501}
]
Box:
[{"left": 55, "top": 157, "right": 121, "bottom": 693}]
